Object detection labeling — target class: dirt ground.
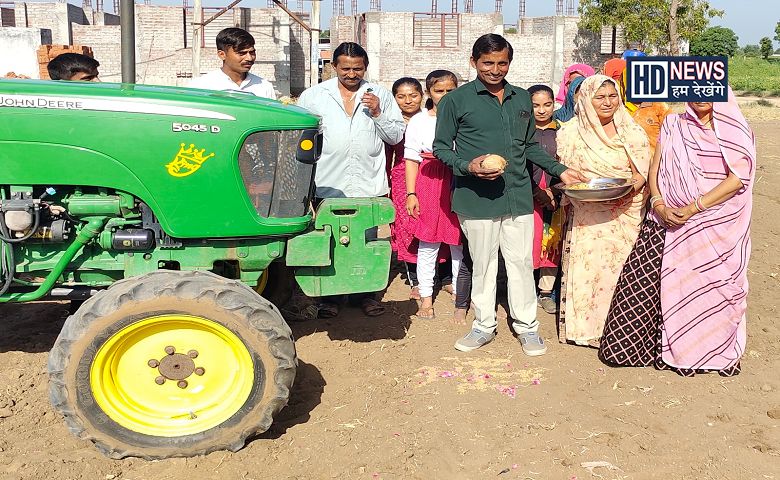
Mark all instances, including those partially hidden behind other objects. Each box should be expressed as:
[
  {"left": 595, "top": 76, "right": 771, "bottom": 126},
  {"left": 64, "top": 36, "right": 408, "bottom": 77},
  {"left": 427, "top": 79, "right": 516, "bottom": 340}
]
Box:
[{"left": 1, "top": 116, "right": 779, "bottom": 480}]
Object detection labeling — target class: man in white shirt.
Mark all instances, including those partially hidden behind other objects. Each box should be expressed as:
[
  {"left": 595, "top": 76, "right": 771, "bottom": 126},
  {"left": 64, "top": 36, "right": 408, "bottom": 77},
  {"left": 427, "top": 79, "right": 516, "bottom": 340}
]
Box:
[
  {"left": 296, "top": 41, "right": 405, "bottom": 318},
  {"left": 188, "top": 28, "right": 276, "bottom": 99}
]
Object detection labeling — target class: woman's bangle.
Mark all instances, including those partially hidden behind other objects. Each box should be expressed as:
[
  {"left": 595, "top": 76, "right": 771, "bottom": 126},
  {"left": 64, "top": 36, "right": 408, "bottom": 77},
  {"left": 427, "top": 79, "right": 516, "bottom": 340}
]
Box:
[
  {"left": 406, "top": 192, "right": 417, "bottom": 198},
  {"left": 695, "top": 195, "right": 707, "bottom": 212},
  {"left": 649, "top": 195, "right": 665, "bottom": 208}
]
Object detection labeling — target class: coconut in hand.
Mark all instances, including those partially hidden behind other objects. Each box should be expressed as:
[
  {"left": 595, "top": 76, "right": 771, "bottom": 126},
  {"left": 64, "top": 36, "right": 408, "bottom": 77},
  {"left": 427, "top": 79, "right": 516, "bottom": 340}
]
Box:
[{"left": 481, "top": 154, "right": 507, "bottom": 172}]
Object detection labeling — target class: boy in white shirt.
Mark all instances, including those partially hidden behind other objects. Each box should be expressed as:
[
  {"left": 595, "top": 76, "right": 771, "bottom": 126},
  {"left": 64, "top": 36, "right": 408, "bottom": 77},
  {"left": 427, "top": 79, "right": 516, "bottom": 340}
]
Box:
[{"left": 188, "top": 27, "right": 275, "bottom": 99}]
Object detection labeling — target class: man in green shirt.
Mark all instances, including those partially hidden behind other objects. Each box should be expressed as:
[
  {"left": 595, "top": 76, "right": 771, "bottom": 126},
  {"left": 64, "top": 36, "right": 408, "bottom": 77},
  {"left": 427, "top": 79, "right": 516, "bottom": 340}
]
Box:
[{"left": 433, "top": 34, "right": 585, "bottom": 355}]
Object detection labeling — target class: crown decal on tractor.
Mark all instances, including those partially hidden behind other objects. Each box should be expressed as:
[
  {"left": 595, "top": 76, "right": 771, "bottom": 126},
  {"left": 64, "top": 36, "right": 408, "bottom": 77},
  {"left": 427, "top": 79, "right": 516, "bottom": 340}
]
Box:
[{"left": 165, "top": 143, "right": 215, "bottom": 177}]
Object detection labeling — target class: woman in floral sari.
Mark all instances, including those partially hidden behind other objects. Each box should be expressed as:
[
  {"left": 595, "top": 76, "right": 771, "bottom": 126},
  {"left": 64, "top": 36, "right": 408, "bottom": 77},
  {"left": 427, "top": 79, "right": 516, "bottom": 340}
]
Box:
[
  {"left": 556, "top": 75, "right": 652, "bottom": 347},
  {"left": 600, "top": 89, "right": 754, "bottom": 376}
]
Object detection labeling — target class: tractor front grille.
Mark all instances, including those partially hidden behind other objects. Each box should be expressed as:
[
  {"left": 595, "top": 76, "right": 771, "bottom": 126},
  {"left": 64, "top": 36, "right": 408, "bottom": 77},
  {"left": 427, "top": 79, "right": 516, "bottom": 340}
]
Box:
[{"left": 238, "top": 130, "right": 316, "bottom": 218}]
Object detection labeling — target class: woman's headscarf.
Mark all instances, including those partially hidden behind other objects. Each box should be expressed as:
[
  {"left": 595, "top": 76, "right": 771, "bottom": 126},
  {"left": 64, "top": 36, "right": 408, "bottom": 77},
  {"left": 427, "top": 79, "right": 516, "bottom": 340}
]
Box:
[
  {"left": 707, "top": 88, "right": 756, "bottom": 187},
  {"left": 558, "top": 74, "right": 651, "bottom": 181},
  {"left": 555, "top": 63, "right": 595, "bottom": 104},
  {"left": 663, "top": 88, "right": 755, "bottom": 194},
  {"left": 603, "top": 58, "right": 625, "bottom": 83},
  {"left": 553, "top": 75, "right": 585, "bottom": 123}
]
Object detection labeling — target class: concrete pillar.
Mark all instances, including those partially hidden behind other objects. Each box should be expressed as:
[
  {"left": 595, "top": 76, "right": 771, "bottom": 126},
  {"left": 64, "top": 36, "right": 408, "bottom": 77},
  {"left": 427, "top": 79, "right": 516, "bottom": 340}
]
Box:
[
  {"left": 365, "top": 14, "right": 380, "bottom": 83},
  {"left": 551, "top": 16, "right": 565, "bottom": 97}
]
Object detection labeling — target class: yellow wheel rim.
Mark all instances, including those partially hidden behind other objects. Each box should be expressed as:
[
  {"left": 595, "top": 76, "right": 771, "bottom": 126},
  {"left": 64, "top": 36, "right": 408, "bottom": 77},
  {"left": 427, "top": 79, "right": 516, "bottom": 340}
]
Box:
[
  {"left": 254, "top": 269, "right": 269, "bottom": 296},
  {"left": 90, "top": 314, "right": 255, "bottom": 437}
]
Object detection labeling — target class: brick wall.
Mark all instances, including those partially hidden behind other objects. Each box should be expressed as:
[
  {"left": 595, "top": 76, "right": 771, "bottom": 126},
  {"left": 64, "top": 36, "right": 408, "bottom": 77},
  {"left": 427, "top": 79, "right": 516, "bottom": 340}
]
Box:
[
  {"left": 338, "top": 12, "right": 503, "bottom": 90},
  {"left": 332, "top": 12, "right": 607, "bottom": 91},
  {"left": 330, "top": 14, "right": 358, "bottom": 47},
  {"left": 37, "top": 43, "right": 93, "bottom": 79},
  {"left": 7, "top": 2, "right": 602, "bottom": 94},
  {"left": 562, "top": 17, "right": 605, "bottom": 67},
  {"left": 14, "top": 2, "right": 89, "bottom": 44},
  {"left": 289, "top": 20, "right": 311, "bottom": 95},
  {"left": 504, "top": 30, "right": 558, "bottom": 88},
  {"left": 243, "top": 7, "right": 290, "bottom": 94},
  {"left": 71, "top": 24, "right": 120, "bottom": 81},
  {"left": 68, "top": 4, "right": 306, "bottom": 94}
]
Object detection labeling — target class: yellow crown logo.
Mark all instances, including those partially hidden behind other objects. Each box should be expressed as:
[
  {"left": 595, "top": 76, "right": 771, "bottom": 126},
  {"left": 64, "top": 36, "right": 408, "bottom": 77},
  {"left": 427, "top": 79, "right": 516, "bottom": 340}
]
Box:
[{"left": 166, "top": 143, "right": 216, "bottom": 178}]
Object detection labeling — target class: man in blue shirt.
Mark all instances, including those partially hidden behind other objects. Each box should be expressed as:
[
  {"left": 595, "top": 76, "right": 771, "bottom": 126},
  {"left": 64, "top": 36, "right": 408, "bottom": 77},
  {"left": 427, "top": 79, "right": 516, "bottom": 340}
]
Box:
[{"left": 297, "top": 42, "right": 405, "bottom": 318}]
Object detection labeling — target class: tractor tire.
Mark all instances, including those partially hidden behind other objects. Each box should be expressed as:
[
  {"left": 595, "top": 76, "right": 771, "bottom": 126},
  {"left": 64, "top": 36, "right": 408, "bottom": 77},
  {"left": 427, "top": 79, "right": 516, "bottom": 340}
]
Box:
[{"left": 47, "top": 270, "right": 296, "bottom": 459}]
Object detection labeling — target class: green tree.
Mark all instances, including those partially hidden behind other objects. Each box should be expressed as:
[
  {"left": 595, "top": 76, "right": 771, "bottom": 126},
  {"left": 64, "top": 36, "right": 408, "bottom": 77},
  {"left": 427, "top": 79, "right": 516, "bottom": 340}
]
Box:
[
  {"left": 775, "top": 21, "right": 780, "bottom": 43},
  {"left": 760, "top": 37, "right": 773, "bottom": 59},
  {"left": 319, "top": 29, "right": 330, "bottom": 40},
  {"left": 578, "top": 0, "right": 723, "bottom": 55},
  {"left": 742, "top": 44, "right": 761, "bottom": 57},
  {"left": 690, "top": 26, "right": 738, "bottom": 56}
]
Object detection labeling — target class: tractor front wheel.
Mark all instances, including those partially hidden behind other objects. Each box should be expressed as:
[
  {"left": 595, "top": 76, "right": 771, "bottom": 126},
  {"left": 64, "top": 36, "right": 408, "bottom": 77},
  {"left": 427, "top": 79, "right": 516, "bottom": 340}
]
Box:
[{"left": 47, "top": 270, "right": 296, "bottom": 459}]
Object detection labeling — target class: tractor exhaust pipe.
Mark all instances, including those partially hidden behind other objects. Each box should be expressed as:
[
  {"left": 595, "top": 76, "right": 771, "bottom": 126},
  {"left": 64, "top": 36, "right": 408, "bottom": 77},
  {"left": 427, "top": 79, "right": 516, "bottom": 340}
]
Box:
[{"left": 120, "top": 0, "right": 136, "bottom": 83}]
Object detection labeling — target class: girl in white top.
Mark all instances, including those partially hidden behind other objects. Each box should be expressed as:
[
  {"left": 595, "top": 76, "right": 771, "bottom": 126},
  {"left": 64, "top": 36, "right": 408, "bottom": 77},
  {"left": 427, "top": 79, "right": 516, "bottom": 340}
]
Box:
[{"left": 404, "top": 70, "right": 464, "bottom": 319}]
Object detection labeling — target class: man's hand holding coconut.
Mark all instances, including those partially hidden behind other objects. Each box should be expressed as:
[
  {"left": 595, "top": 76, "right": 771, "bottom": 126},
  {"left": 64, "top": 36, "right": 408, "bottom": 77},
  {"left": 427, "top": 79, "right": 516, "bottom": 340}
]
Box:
[{"left": 469, "top": 153, "right": 587, "bottom": 184}]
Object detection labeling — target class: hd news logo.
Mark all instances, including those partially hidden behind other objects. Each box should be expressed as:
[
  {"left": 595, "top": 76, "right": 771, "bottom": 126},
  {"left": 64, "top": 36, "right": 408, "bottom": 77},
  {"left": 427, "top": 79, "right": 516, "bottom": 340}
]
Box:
[{"left": 626, "top": 56, "right": 728, "bottom": 103}]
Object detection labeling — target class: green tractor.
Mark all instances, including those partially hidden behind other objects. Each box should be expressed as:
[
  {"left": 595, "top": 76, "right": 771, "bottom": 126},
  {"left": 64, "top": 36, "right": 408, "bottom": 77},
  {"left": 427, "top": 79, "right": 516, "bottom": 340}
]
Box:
[{"left": 0, "top": 79, "right": 394, "bottom": 458}]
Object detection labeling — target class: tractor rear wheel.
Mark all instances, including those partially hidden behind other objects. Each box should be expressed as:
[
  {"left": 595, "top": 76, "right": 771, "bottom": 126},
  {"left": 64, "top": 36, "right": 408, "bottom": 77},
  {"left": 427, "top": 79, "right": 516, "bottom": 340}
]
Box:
[{"left": 47, "top": 270, "right": 296, "bottom": 459}]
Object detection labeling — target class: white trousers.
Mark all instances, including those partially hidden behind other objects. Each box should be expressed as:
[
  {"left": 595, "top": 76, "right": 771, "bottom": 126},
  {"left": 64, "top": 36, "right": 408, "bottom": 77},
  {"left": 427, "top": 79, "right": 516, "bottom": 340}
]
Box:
[
  {"left": 459, "top": 214, "right": 538, "bottom": 335},
  {"left": 417, "top": 242, "right": 464, "bottom": 298},
  {"left": 538, "top": 267, "right": 557, "bottom": 293}
]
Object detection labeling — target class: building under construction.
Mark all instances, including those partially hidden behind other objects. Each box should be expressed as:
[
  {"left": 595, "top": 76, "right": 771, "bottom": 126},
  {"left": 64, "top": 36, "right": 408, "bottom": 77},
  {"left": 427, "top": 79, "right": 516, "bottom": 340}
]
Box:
[
  {"left": 1, "top": 0, "right": 611, "bottom": 92},
  {"left": 329, "top": 0, "right": 605, "bottom": 89}
]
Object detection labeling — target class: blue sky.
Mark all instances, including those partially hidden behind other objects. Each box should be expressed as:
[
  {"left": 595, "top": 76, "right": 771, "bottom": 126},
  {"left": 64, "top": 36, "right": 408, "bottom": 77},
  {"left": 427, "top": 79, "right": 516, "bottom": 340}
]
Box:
[
  {"left": 321, "top": 0, "right": 777, "bottom": 46},
  {"left": 85, "top": 0, "right": 780, "bottom": 47}
]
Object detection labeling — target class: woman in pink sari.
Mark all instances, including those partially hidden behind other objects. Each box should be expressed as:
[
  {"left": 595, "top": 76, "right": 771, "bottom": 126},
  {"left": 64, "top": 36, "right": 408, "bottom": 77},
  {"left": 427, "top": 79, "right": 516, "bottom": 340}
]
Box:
[{"left": 601, "top": 89, "right": 755, "bottom": 376}]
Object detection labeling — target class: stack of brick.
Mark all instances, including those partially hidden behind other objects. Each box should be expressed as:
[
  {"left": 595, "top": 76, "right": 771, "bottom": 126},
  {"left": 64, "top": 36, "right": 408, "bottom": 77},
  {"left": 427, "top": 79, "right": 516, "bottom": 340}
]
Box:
[{"left": 37, "top": 45, "right": 94, "bottom": 79}]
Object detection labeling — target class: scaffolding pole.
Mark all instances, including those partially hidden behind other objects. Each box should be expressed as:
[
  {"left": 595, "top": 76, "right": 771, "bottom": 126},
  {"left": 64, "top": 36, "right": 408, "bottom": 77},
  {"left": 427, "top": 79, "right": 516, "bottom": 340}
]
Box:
[
  {"left": 464, "top": 0, "right": 473, "bottom": 13},
  {"left": 351, "top": 0, "right": 357, "bottom": 14},
  {"left": 120, "top": 0, "right": 135, "bottom": 82},
  {"left": 519, "top": 0, "right": 525, "bottom": 18},
  {"left": 369, "top": 0, "right": 380, "bottom": 11},
  {"left": 431, "top": 0, "right": 437, "bottom": 14},
  {"left": 451, "top": 0, "right": 457, "bottom": 13},
  {"left": 311, "top": 0, "right": 320, "bottom": 87},
  {"left": 494, "top": 0, "right": 502, "bottom": 13},
  {"left": 192, "top": 0, "right": 202, "bottom": 78},
  {"left": 566, "top": 0, "right": 576, "bottom": 15}
]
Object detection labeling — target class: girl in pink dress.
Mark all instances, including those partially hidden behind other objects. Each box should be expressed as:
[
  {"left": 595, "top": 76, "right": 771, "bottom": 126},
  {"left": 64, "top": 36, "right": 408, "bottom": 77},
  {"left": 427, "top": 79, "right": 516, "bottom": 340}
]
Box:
[
  {"left": 388, "top": 78, "right": 424, "bottom": 299},
  {"left": 404, "top": 70, "right": 464, "bottom": 319}
]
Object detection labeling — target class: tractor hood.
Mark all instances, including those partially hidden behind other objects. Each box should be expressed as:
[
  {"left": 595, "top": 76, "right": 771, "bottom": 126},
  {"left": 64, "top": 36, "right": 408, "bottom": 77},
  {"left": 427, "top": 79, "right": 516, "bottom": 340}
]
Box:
[{"left": 0, "top": 79, "right": 321, "bottom": 239}]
